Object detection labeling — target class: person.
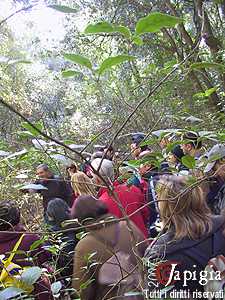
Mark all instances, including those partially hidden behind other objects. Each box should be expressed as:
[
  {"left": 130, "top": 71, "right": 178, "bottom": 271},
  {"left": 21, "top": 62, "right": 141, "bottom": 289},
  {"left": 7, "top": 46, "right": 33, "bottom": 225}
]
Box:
[
  {"left": 46, "top": 198, "right": 79, "bottom": 283},
  {"left": 0, "top": 200, "right": 52, "bottom": 300},
  {"left": 181, "top": 131, "right": 202, "bottom": 159},
  {"left": 71, "top": 171, "right": 97, "bottom": 198},
  {"left": 66, "top": 163, "right": 78, "bottom": 206},
  {"left": 34, "top": 164, "right": 73, "bottom": 213},
  {"left": 72, "top": 195, "right": 148, "bottom": 300},
  {"left": 91, "top": 158, "right": 149, "bottom": 237},
  {"left": 103, "top": 145, "right": 114, "bottom": 161},
  {"left": 168, "top": 144, "right": 189, "bottom": 175},
  {"left": 66, "top": 163, "right": 77, "bottom": 179},
  {"left": 145, "top": 177, "right": 225, "bottom": 295},
  {"left": 204, "top": 144, "right": 225, "bottom": 214},
  {"left": 158, "top": 134, "right": 172, "bottom": 158},
  {"left": 130, "top": 133, "right": 151, "bottom": 160}
]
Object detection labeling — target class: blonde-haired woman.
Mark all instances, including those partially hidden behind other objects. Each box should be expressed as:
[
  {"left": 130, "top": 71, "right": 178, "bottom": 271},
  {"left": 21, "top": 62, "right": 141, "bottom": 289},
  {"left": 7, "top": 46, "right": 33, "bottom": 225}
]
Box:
[
  {"left": 145, "top": 176, "right": 225, "bottom": 295},
  {"left": 71, "top": 171, "right": 96, "bottom": 197},
  {"left": 70, "top": 172, "right": 97, "bottom": 218}
]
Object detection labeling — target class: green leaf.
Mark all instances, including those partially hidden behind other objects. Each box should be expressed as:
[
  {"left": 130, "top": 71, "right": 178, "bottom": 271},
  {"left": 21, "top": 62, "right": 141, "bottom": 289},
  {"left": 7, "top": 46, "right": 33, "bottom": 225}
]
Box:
[
  {"left": 193, "top": 91, "right": 206, "bottom": 99},
  {"left": 166, "top": 140, "right": 184, "bottom": 153},
  {"left": 85, "top": 21, "right": 114, "bottom": 33},
  {"left": 21, "top": 121, "right": 43, "bottom": 137},
  {"left": 64, "top": 54, "right": 92, "bottom": 70},
  {"left": 62, "top": 70, "right": 81, "bottom": 78},
  {"left": 113, "top": 25, "right": 131, "bottom": 38},
  {"left": 21, "top": 267, "right": 42, "bottom": 285},
  {"left": 181, "top": 155, "right": 196, "bottom": 169},
  {"left": 48, "top": 5, "right": 78, "bottom": 13},
  {"left": 190, "top": 62, "right": 225, "bottom": 72},
  {"left": 214, "top": 0, "right": 223, "bottom": 4},
  {"left": 135, "top": 12, "right": 182, "bottom": 35},
  {"left": 30, "top": 238, "right": 45, "bottom": 251},
  {"left": 132, "top": 35, "right": 144, "bottom": 46},
  {"left": 8, "top": 59, "right": 32, "bottom": 65},
  {"left": 217, "top": 133, "right": 225, "bottom": 142},
  {"left": 0, "top": 287, "right": 24, "bottom": 300},
  {"left": 204, "top": 87, "right": 217, "bottom": 97},
  {"left": 164, "top": 59, "right": 177, "bottom": 69},
  {"left": 63, "top": 139, "right": 76, "bottom": 145},
  {"left": 76, "top": 231, "right": 88, "bottom": 240},
  {"left": 140, "top": 138, "right": 158, "bottom": 147},
  {"left": 193, "top": 87, "right": 218, "bottom": 99},
  {"left": 84, "top": 22, "right": 131, "bottom": 39},
  {"left": 98, "top": 55, "right": 135, "bottom": 75}
]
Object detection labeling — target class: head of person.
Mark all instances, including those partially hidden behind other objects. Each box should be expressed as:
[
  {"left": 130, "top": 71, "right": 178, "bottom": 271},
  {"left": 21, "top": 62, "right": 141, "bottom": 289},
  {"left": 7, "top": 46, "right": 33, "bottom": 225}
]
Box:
[
  {"left": 103, "top": 145, "right": 114, "bottom": 161},
  {"left": 157, "top": 176, "right": 212, "bottom": 240},
  {"left": 66, "top": 163, "right": 77, "bottom": 177},
  {"left": 0, "top": 200, "right": 20, "bottom": 231},
  {"left": 71, "top": 171, "right": 96, "bottom": 196},
  {"left": 46, "top": 198, "right": 71, "bottom": 226},
  {"left": 204, "top": 144, "right": 225, "bottom": 181},
  {"left": 168, "top": 145, "right": 185, "bottom": 165},
  {"left": 91, "top": 158, "right": 114, "bottom": 185},
  {"left": 130, "top": 133, "right": 147, "bottom": 159},
  {"left": 139, "top": 153, "right": 158, "bottom": 176},
  {"left": 181, "top": 132, "right": 202, "bottom": 156},
  {"left": 36, "top": 164, "right": 53, "bottom": 180},
  {"left": 159, "top": 136, "right": 170, "bottom": 150},
  {"left": 72, "top": 195, "right": 109, "bottom": 223}
]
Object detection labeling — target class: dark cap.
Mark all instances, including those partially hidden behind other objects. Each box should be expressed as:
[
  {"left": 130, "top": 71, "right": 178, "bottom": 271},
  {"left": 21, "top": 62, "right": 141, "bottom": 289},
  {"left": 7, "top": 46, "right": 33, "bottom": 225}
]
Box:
[
  {"left": 182, "top": 132, "right": 202, "bottom": 149},
  {"left": 171, "top": 145, "right": 185, "bottom": 160},
  {"left": 131, "top": 133, "right": 145, "bottom": 145}
]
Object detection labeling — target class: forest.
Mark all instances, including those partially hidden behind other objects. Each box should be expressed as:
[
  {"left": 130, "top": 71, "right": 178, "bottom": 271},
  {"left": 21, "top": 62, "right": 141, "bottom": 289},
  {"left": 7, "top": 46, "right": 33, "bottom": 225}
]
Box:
[{"left": 0, "top": 0, "right": 225, "bottom": 299}]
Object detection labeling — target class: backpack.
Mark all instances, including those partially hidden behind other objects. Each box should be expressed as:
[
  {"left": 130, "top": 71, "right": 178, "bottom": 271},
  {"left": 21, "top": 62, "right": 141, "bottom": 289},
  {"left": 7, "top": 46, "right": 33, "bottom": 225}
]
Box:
[
  {"left": 93, "top": 223, "right": 144, "bottom": 300},
  {"left": 0, "top": 234, "right": 34, "bottom": 294}
]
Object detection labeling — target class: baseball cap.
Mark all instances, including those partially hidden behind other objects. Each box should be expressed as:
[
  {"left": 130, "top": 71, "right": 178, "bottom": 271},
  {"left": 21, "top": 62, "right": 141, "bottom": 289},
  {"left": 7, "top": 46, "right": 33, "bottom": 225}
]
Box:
[
  {"left": 131, "top": 133, "right": 145, "bottom": 145},
  {"left": 204, "top": 144, "right": 225, "bottom": 173},
  {"left": 182, "top": 132, "right": 202, "bottom": 149},
  {"left": 171, "top": 145, "right": 185, "bottom": 160}
]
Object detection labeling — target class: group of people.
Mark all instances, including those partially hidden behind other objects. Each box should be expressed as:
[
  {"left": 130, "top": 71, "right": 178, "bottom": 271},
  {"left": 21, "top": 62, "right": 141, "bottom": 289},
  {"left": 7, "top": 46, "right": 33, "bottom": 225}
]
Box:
[{"left": 1, "top": 130, "right": 225, "bottom": 299}]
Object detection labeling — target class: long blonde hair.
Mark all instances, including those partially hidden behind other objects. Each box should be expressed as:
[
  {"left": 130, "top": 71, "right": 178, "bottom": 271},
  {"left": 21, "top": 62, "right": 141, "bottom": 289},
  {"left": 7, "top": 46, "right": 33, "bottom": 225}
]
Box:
[
  {"left": 157, "top": 177, "right": 212, "bottom": 240},
  {"left": 71, "top": 172, "right": 96, "bottom": 197}
]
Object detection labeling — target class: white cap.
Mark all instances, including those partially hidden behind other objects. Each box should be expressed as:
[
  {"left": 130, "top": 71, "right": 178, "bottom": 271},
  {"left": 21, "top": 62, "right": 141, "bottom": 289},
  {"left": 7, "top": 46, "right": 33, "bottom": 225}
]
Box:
[{"left": 204, "top": 144, "right": 225, "bottom": 173}]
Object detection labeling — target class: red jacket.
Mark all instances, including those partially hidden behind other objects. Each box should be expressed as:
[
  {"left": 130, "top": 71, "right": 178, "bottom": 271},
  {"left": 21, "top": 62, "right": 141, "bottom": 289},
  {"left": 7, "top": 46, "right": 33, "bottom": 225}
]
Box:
[
  {"left": 98, "top": 184, "right": 149, "bottom": 237},
  {"left": 0, "top": 224, "right": 52, "bottom": 300}
]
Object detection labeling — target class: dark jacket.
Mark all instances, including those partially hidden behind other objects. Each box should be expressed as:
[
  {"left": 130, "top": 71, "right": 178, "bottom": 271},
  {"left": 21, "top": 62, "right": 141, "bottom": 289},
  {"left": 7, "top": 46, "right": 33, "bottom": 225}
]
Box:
[
  {"left": 36, "top": 175, "right": 73, "bottom": 211},
  {"left": 207, "top": 177, "right": 225, "bottom": 214},
  {"left": 48, "top": 223, "right": 79, "bottom": 281},
  {"left": 145, "top": 216, "right": 225, "bottom": 296},
  {"left": 0, "top": 224, "right": 52, "bottom": 300}
]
